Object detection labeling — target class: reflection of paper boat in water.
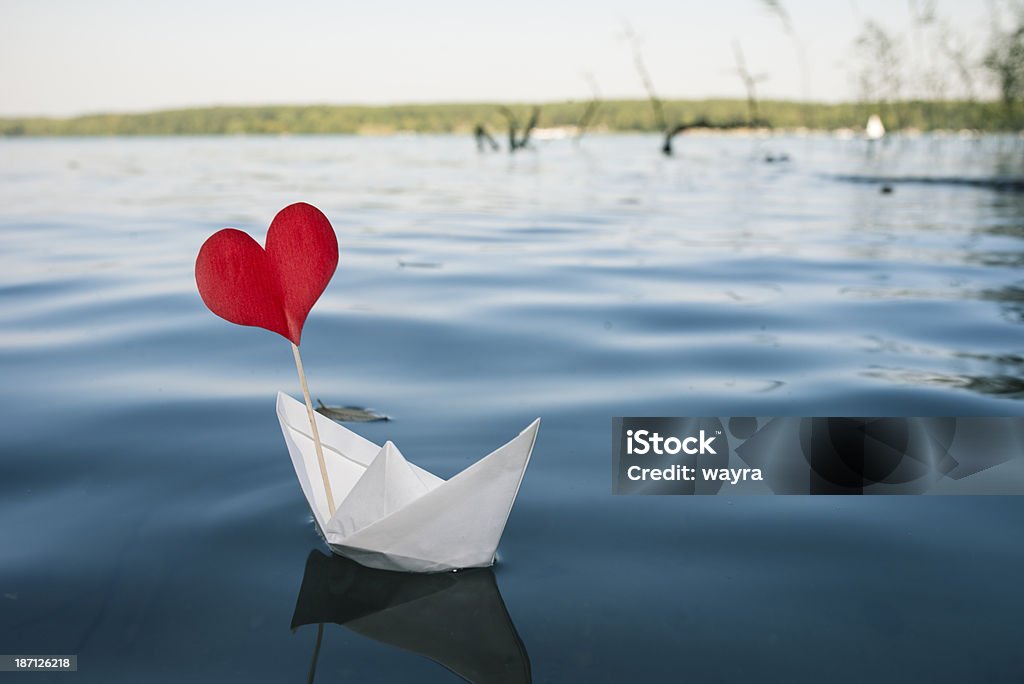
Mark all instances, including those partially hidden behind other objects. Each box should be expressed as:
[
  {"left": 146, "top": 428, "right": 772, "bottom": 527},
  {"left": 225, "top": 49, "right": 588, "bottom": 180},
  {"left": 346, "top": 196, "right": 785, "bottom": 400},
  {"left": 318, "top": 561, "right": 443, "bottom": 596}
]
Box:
[
  {"left": 291, "top": 550, "right": 531, "bottom": 683},
  {"left": 277, "top": 393, "right": 540, "bottom": 573}
]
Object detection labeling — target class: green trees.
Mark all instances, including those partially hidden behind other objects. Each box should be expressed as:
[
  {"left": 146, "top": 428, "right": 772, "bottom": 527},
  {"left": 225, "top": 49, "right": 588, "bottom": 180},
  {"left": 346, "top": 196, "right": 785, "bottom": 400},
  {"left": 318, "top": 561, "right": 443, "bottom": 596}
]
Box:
[
  {"left": 983, "top": 16, "right": 1024, "bottom": 127},
  {"left": 0, "top": 100, "right": 1015, "bottom": 137}
]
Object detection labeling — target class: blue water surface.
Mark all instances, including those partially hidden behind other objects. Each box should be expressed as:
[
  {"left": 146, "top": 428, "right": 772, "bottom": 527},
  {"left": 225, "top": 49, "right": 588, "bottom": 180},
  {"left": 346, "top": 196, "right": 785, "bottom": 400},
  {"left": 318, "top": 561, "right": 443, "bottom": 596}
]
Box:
[{"left": 1, "top": 134, "right": 1023, "bottom": 682}]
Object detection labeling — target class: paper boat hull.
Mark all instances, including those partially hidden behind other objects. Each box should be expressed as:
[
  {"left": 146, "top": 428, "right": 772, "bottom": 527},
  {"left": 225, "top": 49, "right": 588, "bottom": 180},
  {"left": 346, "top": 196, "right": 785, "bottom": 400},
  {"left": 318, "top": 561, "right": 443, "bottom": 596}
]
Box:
[{"left": 277, "top": 392, "right": 539, "bottom": 573}]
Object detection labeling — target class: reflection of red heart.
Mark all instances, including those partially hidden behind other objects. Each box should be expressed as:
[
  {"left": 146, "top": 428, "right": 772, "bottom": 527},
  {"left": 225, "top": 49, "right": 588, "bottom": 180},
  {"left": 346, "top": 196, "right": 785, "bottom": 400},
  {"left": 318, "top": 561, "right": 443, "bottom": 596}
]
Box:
[{"left": 195, "top": 202, "right": 338, "bottom": 345}]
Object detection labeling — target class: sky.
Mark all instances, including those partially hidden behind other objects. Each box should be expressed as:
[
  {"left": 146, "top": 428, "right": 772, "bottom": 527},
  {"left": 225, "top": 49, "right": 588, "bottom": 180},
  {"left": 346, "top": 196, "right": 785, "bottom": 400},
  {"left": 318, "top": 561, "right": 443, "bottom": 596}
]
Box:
[{"left": 0, "top": 0, "right": 997, "bottom": 117}]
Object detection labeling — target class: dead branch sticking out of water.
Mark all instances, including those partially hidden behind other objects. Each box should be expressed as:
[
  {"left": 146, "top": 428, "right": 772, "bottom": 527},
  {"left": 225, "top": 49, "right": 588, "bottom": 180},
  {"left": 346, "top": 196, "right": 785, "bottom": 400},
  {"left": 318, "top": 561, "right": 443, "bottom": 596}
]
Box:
[
  {"left": 574, "top": 74, "right": 603, "bottom": 144},
  {"left": 474, "top": 124, "right": 499, "bottom": 151},
  {"left": 498, "top": 107, "right": 518, "bottom": 150},
  {"left": 662, "top": 123, "right": 690, "bottom": 155},
  {"left": 623, "top": 22, "right": 678, "bottom": 155},
  {"left": 520, "top": 106, "right": 540, "bottom": 149},
  {"left": 661, "top": 116, "right": 774, "bottom": 154},
  {"left": 621, "top": 22, "right": 777, "bottom": 154},
  {"left": 622, "top": 23, "right": 754, "bottom": 154},
  {"left": 498, "top": 106, "right": 542, "bottom": 152},
  {"left": 732, "top": 41, "right": 770, "bottom": 127}
]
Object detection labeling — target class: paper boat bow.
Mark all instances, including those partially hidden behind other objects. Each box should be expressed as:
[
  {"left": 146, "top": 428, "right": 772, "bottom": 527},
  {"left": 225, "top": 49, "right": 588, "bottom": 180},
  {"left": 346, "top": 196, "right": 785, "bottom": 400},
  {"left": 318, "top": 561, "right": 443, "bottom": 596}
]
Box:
[{"left": 277, "top": 393, "right": 539, "bottom": 573}]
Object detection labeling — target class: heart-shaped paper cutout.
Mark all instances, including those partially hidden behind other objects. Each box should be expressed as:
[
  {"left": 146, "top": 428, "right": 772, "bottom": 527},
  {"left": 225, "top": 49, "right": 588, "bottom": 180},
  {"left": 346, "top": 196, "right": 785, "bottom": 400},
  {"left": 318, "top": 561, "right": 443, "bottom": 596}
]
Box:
[{"left": 195, "top": 202, "right": 338, "bottom": 345}]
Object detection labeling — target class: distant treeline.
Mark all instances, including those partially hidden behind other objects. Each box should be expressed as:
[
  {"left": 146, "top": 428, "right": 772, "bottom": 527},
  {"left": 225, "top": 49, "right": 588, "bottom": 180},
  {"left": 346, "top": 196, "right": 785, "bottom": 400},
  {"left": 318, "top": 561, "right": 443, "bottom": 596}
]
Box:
[{"left": 1, "top": 99, "right": 1018, "bottom": 136}]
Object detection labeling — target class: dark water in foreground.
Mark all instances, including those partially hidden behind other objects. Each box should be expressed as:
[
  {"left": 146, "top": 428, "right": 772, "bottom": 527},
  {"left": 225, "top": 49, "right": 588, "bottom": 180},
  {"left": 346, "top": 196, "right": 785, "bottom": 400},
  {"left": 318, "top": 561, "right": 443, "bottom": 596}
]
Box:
[{"left": 1, "top": 134, "right": 1023, "bottom": 682}]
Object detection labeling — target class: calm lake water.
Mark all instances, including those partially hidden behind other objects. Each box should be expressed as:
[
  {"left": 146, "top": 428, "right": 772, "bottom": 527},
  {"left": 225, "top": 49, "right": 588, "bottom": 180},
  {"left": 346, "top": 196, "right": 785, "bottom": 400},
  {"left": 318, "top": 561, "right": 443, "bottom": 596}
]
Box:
[{"left": 1, "top": 134, "right": 1023, "bottom": 682}]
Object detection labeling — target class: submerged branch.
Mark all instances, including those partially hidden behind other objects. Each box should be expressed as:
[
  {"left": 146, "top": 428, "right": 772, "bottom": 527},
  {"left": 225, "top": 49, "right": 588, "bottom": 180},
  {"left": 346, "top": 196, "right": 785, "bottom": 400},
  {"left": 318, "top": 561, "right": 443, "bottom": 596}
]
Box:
[
  {"left": 474, "top": 123, "right": 499, "bottom": 151},
  {"left": 623, "top": 22, "right": 667, "bottom": 133},
  {"left": 498, "top": 105, "right": 542, "bottom": 152}
]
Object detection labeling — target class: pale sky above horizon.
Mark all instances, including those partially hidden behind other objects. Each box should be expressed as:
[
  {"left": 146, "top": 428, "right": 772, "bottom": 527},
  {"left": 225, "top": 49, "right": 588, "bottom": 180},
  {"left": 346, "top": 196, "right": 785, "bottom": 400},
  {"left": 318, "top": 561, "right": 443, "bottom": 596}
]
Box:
[{"left": 0, "top": 0, "right": 997, "bottom": 117}]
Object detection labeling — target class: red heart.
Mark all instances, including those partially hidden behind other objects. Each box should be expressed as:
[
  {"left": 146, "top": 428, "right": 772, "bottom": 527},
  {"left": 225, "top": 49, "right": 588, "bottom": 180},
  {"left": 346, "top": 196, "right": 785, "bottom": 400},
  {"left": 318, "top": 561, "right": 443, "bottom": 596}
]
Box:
[{"left": 195, "top": 202, "right": 338, "bottom": 345}]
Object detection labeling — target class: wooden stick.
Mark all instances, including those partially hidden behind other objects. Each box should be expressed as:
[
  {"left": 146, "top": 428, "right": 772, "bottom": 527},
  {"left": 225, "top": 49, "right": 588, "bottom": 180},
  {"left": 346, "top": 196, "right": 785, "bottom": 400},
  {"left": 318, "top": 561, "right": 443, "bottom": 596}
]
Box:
[{"left": 292, "top": 342, "right": 336, "bottom": 516}]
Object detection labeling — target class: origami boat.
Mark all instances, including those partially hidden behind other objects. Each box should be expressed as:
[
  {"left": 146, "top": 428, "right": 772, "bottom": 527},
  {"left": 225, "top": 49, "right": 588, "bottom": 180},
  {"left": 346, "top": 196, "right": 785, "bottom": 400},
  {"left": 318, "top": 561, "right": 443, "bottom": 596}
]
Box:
[{"left": 277, "top": 392, "right": 540, "bottom": 573}]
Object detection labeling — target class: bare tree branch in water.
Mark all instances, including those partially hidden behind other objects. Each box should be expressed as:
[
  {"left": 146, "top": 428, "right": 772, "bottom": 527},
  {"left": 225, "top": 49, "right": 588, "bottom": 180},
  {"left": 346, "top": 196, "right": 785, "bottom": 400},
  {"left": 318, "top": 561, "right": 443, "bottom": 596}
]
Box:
[
  {"left": 662, "top": 123, "right": 690, "bottom": 156},
  {"left": 661, "top": 117, "right": 737, "bottom": 154},
  {"left": 520, "top": 106, "right": 541, "bottom": 149},
  {"left": 622, "top": 22, "right": 667, "bottom": 133},
  {"left": 474, "top": 124, "right": 499, "bottom": 151},
  {"left": 498, "top": 106, "right": 542, "bottom": 152},
  {"left": 732, "top": 41, "right": 769, "bottom": 126},
  {"left": 623, "top": 21, "right": 766, "bottom": 155},
  {"left": 574, "top": 74, "right": 603, "bottom": 143},
  {"left": 623, "top": 21, "right": 687, "bottom": 155},
  {"left": 498, "top": 107, "right": 519, "bottom": 151}
]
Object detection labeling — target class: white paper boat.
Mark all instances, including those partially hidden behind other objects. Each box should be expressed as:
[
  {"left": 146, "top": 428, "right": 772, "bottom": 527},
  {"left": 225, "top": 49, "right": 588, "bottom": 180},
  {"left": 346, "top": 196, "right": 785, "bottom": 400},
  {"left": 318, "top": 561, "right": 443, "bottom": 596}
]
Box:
[{"left": 276, "top": 392, "right": 540, "bottom": 573}]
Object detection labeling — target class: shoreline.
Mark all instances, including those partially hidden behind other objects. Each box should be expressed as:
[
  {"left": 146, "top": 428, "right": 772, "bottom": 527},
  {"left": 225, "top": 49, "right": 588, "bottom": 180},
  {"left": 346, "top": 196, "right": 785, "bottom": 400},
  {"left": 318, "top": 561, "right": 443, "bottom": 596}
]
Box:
[
  {"left": 1, "top": 128, "right": 1017, "bottom": 140},
  {"left": 2, "top": 99, "right": 1018, "bottom": 137}
]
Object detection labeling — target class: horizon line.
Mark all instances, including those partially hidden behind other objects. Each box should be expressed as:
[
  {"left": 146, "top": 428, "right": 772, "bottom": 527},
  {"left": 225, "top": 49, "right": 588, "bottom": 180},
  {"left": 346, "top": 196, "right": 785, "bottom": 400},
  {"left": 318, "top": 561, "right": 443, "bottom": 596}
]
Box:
[{"left": 0, "top": 96, "right": 1003, "bottom": 122}]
